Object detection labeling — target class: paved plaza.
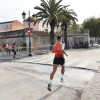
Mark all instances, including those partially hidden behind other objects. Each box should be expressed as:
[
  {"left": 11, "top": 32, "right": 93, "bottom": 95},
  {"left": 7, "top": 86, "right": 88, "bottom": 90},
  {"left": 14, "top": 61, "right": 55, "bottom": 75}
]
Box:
[{"left": 0, "top": 46, "right": 100, "bottom": 100}]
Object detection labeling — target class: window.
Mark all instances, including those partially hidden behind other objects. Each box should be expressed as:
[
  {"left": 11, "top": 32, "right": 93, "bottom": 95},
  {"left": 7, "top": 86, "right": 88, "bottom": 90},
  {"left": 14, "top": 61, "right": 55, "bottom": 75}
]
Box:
[
  {"left": 8, "top": 23, "right": 11, "bottom": 28},
  {"left": 6, "top": 24, "right": 8, "bottom": 28},
  {"left": 2, "top": 24, "right": 4, "bottom": 28},
  {"left": 3, "top": 24, "right": 6, "bottom": 28}
]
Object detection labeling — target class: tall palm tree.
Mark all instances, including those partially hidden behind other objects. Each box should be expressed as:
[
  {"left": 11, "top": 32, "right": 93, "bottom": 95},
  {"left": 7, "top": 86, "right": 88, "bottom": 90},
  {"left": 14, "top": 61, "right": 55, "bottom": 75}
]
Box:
[
  {"left": 61, "top": 8, "right": 78, "bottom": 49},
  {"left": 34, "top": 0, "right": 68, "bottom": 45}
]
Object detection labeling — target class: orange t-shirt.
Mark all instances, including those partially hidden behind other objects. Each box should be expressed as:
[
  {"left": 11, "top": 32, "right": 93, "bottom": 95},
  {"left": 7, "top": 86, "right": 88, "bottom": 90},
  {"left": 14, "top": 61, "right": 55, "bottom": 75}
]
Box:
[{"left": 53, "top": 42, "right": 63, "bottom": 57}]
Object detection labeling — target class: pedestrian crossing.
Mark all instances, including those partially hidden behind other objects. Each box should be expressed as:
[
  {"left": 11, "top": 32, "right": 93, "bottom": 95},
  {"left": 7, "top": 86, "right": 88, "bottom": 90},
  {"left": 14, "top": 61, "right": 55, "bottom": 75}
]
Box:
[
  {"left": 14, "top": 54, "right": 100, "bottom": 71},
  {"left": 76, "top": 61, "right": 92, "bottom": 67},
  {"left": 66, "top": 59, "right": 78, "bottom": 66}
]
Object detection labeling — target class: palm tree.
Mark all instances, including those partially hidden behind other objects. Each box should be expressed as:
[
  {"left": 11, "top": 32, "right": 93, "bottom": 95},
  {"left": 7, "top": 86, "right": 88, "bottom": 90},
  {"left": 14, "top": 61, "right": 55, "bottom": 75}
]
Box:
[
  {"left": 34, "top": 0, "right": 68, "bottom": 45},
  {"left": 61, "top": 8, "right": 78, "bottom": 49}
]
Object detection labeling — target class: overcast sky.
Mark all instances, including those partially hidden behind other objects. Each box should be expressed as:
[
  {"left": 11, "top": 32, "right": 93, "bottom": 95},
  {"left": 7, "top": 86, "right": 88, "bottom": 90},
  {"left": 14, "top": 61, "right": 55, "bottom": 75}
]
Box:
[{"left": 0, "top": 0, "right": 100, "bottom": 24}]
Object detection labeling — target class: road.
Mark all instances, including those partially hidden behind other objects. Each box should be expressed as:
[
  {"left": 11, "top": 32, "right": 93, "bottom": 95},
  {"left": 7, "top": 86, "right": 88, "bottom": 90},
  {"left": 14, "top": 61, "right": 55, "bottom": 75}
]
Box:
[{"left": 0, "top": 46, "right": 100, "bottom": 100}]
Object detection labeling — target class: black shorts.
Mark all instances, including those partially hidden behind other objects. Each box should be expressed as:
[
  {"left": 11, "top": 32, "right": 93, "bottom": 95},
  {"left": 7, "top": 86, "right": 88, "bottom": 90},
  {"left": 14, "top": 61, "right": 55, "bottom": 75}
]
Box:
[{"left": 53, "top": 57, "right": 65, "bottom": 65}]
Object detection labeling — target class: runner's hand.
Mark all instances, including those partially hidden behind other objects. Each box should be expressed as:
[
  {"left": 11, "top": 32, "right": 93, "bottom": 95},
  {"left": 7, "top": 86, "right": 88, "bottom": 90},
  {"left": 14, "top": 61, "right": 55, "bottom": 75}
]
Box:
[{"left": 65, "top": 54, "right": 68, "bottom": 56}]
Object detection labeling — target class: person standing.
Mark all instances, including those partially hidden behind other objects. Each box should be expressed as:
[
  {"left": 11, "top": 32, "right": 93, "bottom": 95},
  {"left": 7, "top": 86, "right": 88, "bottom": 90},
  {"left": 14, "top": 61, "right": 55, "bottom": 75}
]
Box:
[
  {"left": 6, "top": 42, "right": 10, "bottom": 55},
  {"left": 2, "top": 43, "right": 6, "bottom": 56},
  {"left": 70, "top": 41, "right": 73, "bottom": 49},
  {"left": 47, "top": 36, "right": 68, "bottom": 91},
  {"left": 12, "top": 43, "right": 16, "bottom": 58},
  {"left": 67, "top": 40, "right": 69, "bottom": 49}
]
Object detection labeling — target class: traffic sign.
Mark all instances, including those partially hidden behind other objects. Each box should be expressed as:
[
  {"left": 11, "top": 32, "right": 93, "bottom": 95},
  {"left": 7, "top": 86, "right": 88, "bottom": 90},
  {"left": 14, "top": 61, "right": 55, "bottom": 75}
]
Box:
[{"left": 27, "top": 28, "right": 31, "bottom": 34}]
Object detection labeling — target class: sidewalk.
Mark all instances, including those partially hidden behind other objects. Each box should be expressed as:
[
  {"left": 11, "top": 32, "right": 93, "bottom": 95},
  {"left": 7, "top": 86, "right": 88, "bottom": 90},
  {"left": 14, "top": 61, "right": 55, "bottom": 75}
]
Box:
[{"left": 81, "top": 68, "right": 100, "bottom": 100}]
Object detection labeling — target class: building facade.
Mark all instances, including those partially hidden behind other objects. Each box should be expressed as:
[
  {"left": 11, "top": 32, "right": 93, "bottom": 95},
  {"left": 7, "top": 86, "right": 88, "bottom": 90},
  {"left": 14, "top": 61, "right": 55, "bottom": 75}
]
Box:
[
  {"left": 0, "top": 20, "right": 23, "bottom": 33},
  {"left": 23, "top": 19, "right": 51, "bottom": 32},
  {"left": 23, "top": 20, "right": 39, "bottom": 31}
]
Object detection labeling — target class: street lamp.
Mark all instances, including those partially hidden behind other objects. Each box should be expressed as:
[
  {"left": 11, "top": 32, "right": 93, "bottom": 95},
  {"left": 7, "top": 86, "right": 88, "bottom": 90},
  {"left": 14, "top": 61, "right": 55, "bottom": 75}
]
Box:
[
  {"left": 22, "top": 11, "right": 26, "bottom": 20},
  {"left": 60, "top": 24, "right": 64, "bottom": 43},
  {"left": 73, "top": 24, "right": 76, "bottom": 48},
  {"left": 22, "top": 11, "right": 36, "bottom": 56},
  {"left": 60, "top": 23, "right": 67, "bottom": 49}
]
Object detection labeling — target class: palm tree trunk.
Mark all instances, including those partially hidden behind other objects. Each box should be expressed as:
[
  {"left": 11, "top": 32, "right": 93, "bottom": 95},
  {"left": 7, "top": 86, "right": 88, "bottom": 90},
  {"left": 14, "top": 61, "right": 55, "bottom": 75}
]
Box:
[
  {"left": 64, "top": 24, "right": 67, "bottom": 49},
  {"left": 50, "top": 26, "right": 55, "bottom": 45}
]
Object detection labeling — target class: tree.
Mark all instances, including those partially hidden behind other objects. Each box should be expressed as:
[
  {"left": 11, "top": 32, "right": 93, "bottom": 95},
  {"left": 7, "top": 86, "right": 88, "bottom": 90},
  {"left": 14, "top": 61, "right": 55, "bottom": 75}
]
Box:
[
  {"left": 67, "top": 24, "right": 81, "bottom": 34},
  {"left": 96, "top": 18, "right": 100, "bottom": 37},
  {"left": 61, "top": 9, "right": 77, "bottom": 49},
  {"left": 34, "top": 0, "right": 68, "bottom": 45},
  {"left": 82, "top": 17, "right": 100, "bottom": 37}
]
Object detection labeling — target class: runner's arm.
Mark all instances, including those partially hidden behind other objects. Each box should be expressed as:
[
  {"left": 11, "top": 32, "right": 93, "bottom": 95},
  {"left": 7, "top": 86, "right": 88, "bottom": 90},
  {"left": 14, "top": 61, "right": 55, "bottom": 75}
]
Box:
[
  {"left": 59, "top": 44, "right": 68, "bottom": 56},
  {"left": 63, "top": 50, "right": 68, "bottom": 56}
]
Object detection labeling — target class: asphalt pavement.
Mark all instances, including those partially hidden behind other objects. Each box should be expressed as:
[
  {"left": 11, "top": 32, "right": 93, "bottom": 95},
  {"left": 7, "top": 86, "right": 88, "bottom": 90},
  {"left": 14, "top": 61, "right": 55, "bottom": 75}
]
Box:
[{"left": 0, "top": 46, "right": 100, "bottom": 100}]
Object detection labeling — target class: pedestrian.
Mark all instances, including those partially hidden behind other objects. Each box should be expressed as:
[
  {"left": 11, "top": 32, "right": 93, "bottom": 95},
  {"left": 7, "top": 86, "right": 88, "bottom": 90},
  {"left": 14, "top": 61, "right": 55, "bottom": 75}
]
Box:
[
  {"left": 2, "top": 43, "right": 6, "bottom": 56},
  {"left": 67, "top": 40, "right": 69, "bottom": 49},
  {"left": 6, "top": 42, "right": 10, "bottom": 55},
  {"left": 47, "top": 36, "right": 68, "bottom": 91},
  {"left": 12, "top": 43, "right": 16, "bottom": 58},
  {"left": 70, "top": 41, "right": 73, "bottom": 49}
]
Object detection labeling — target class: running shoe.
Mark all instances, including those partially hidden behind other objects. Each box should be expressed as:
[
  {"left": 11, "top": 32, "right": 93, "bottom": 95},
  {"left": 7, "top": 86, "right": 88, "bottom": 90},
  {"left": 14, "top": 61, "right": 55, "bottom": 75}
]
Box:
[
  {"left": 47, "top": 83, "right": 52, "bottom": 91},
  {"left": 60, "top": 78, "right": 64, "bottom": 82}
]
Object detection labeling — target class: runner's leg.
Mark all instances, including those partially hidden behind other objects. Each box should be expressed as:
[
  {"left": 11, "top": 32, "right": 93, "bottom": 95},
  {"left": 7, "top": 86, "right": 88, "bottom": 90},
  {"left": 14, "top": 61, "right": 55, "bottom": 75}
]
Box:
[
  {"left": 48, "top": 64, "right": 58, "bottom": 91},
  {"left": 61, "top": 64, "right": 65, "bottom": 82},
  {"left": 61, "top": 64, "right": 65, "bottom": 75},
  {"left": 50, "top": 64, "right": 58, "bottom": 80}
]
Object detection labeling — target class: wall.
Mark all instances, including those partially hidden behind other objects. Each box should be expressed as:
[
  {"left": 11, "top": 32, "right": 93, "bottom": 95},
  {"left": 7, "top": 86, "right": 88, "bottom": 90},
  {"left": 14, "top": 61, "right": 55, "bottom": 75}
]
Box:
[
  {"left": 0, "top": 28, "right": 90, "bottom": 48},
  {"left": 0, "top": 29, "right": 50, "bottom": 47},
  {"left": 23, "top": 21, "right": 39, "bottom": 31},
  {"left": 0, "top": 22, "right": 12, "bottom": 32},
  {"left": 0, "top": 29, "right": 26, "bottom": 47},
  {"left": 0, "top": 20, "right": 23, "bottom": 33},
  {"left": 12, "top": 20, "right": 23, "bottom": 31},
  {"left": 23, "top": 20, "right": 51, "bottom": 32},
  {"left": 67, "top": 33, "right": 90, "bottom": 45}
]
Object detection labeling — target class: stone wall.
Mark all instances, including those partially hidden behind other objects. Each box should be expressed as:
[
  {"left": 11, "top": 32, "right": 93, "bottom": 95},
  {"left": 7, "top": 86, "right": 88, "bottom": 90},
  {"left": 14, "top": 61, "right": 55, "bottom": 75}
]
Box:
[
  {"left": 67, "top": 33, "right": 90, "bottom": 44},
  {"left": 0, "top": 28, "right": 90, "bottom": 48},
  {"left": 0, "top": 29, "right": 26, "bottom": 46},
  {"left": 32, "top": 31, "right": 50, "bottom": 46},
  {"left": 0, "top": 29, "right": 51, "bottom": 47}
]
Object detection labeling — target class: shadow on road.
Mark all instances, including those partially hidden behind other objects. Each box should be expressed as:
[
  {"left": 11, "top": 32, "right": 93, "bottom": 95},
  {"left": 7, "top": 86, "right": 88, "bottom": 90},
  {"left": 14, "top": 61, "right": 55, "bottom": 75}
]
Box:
[{"left": 38, "top": 86, "right": 62, "bottom": 100}]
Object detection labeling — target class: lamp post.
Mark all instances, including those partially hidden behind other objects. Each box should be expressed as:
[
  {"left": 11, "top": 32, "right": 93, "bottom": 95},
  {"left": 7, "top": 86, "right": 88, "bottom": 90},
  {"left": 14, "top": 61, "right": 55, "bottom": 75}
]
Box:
[
  {"left": 73, "top": 24, "right": 76, "bottom": 48},
  {"left": 22, "top": 11, "right": 36, "bottom": 56},
  {"left": 61, "top": 25, "right": 64, "bottom": 43}
]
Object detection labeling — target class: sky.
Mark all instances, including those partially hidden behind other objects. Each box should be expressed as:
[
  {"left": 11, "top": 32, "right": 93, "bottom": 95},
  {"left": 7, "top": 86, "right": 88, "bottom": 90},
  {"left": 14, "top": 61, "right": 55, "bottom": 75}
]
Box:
[{"left": 0, "top": 0, "right": 100, "bottom": 24}]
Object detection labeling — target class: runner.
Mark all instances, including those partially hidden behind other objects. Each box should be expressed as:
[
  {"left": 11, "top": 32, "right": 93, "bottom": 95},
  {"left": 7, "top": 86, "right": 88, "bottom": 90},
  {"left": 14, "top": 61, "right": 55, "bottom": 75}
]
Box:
[{"left": 47, "top": 36, "right": 68, "bottom": 91}]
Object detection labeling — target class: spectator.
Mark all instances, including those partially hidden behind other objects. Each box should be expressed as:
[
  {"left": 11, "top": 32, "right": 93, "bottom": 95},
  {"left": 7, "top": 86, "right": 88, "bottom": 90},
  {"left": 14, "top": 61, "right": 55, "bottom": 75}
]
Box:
[
  {"left": 70, "top": 41, "right": 73, "bottom": 49},
  {"left": 6, "top": 42, "right": 10, "bottom": 55},
  {"left": 12, "top": 43, "right": 16, "bottom": 58},
  {"left": 67, "top": 40, "right": 69, "bottom": 49},
  {"left": 2, "top": 43, "right": 6, "bottom": 56}
]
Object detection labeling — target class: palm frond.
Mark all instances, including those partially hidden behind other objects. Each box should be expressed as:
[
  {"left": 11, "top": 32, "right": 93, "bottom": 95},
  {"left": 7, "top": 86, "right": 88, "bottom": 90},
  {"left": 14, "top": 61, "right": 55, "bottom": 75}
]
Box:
[
  {"left": 34, "top": 0, "right": 77, "bottom": 28},
  {"left": 42, "top": 19, "right": 48, "bottom": 27}
]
